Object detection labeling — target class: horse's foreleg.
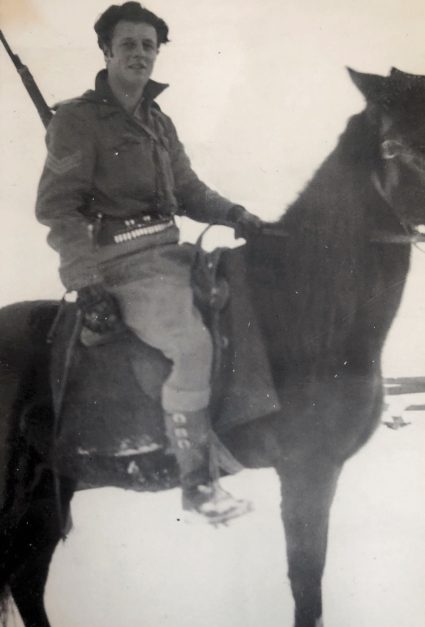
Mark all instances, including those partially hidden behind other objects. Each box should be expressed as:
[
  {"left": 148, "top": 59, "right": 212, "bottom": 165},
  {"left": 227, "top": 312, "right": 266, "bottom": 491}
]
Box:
[
  {"left": 277, "top": 456, "right": 341, "bottom": 627},
  {"left": 9, "top": 548, "right": 53, "bottom": 627},
  {"left": 7, "top": 472, "right": 75, "bottom": 627}
]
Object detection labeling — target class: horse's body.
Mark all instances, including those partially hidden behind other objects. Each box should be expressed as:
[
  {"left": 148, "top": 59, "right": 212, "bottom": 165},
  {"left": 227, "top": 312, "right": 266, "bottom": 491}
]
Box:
[{"left": 1, "top": 68, "right": 425, "bottom": 627}]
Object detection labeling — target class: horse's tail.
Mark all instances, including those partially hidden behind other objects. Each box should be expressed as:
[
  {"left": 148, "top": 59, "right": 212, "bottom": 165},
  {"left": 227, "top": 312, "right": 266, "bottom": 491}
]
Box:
[
  {"left": 0, "top": 300, "right": 58, "bottom": 600},
  {"left": 0, "top": 301, "right": 55, "bottom": 503},
  {"left": 0, "top": 589, "right": 13, "bottom": 627}
]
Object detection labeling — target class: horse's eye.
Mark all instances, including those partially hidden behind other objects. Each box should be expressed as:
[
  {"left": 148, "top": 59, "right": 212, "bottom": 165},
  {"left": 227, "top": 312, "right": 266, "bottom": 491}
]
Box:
[{"left": 381, "top": 139, "right": 403, "bottom": 159}]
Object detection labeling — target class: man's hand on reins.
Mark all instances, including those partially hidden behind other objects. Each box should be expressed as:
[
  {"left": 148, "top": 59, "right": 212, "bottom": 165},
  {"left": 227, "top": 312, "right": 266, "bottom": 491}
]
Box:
[
  {"left": 228, "top": 205, "right": 263, "bottom": 238},
  {"left": 77, "top": 284, "right": 122, "bottom": 334}
]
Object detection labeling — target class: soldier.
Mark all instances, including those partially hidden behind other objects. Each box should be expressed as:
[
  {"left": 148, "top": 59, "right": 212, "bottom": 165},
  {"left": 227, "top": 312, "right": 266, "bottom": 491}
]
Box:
[{"left": 36, "top": 2, "right": 261, "bottom": 523}]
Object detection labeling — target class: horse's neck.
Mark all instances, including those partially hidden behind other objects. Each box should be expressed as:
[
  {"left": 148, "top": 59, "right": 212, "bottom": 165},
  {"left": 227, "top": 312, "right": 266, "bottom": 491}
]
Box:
[{"left": 246, "top": 133, "right": 410, "bottom": 377}]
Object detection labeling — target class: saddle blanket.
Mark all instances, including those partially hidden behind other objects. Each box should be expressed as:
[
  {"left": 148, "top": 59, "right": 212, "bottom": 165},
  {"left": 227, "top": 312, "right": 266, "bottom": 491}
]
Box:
[{"left": 50, "top": 246, "right": 281, "bottom": 470}]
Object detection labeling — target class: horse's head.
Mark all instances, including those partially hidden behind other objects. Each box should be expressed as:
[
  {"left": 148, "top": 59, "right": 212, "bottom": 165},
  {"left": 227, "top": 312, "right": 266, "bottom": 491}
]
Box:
[{"left": 349, "top": 67, "right": 425, "bottom": 234}]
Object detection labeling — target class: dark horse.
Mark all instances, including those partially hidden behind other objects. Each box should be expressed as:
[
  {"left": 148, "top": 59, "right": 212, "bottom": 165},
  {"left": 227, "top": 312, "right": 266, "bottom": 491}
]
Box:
[{"left": 1, "top": 68, "right": 425, "bottom": 627}]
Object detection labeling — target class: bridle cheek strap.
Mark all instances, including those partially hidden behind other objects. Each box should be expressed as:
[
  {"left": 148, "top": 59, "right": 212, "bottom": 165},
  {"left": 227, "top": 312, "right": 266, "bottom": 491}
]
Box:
[{"left": 370, "top": 168, "right": 421, "bottom": 244}]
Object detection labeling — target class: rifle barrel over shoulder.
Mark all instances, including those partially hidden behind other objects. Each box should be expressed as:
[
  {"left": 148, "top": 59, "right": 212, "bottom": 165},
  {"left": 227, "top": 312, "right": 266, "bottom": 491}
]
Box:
[{"left": 1, "top": 29, "right": 53, "bottom": 128}]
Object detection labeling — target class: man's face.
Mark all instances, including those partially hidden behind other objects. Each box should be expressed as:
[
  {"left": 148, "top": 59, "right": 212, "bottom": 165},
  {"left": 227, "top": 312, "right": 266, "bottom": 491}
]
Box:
[{"left": 105, "top": 20, "right": 158, "bottom": 90}]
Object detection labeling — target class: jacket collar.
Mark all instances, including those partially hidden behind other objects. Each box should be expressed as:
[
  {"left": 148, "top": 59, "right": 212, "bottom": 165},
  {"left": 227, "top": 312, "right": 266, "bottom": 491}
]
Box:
[{"left": 82, "top": 69, "right": 169, "bottom": 115}]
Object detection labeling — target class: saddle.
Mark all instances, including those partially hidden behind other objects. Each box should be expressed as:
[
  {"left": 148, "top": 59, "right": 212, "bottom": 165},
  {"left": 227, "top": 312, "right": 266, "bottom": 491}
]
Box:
[{"left": 49, "top": 242, "right": 280, "bottom": 477}]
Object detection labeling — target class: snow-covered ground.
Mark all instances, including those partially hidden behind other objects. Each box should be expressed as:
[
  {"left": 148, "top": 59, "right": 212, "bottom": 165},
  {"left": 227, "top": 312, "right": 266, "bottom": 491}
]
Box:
[{"left": 5, "top": 249, "right": 424, "bottom": 627}]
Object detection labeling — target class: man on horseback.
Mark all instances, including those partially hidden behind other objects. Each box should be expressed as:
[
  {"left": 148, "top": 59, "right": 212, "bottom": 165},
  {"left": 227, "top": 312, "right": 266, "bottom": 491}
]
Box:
[{"left": 35, "top": 1, "right": 261, "bottom": 523}]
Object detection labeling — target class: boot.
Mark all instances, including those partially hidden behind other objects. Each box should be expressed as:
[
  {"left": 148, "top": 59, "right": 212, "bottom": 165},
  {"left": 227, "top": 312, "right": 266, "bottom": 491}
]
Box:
[{"left": 164, "top": 409, "right": 252, "bottom": 524}]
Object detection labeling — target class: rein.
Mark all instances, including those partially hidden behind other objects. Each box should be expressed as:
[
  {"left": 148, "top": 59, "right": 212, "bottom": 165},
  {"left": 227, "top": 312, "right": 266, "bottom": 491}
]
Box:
[
  {"left": 256, "top": 178, "right": 425, "bottom": 246},
  {"left": 256, "top": 222, "right": 425, "bottom": 245}
]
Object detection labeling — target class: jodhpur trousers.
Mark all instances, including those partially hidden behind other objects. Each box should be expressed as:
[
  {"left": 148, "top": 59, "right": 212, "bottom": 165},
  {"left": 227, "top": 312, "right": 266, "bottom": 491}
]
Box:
[{"left": 106, "top": 244, "right": 213, "bottom": 413}]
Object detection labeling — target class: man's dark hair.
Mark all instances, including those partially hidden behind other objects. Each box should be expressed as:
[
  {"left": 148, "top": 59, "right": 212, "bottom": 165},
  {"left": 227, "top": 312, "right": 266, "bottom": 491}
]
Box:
[{"left": 94, "top": 2, "right": 170, "bottom": 51}]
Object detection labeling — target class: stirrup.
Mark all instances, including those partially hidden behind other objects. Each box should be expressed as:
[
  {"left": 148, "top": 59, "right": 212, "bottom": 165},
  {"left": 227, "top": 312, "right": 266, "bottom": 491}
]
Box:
[{"left": 182, "top": 482, "right": 253, "bottom": 525}]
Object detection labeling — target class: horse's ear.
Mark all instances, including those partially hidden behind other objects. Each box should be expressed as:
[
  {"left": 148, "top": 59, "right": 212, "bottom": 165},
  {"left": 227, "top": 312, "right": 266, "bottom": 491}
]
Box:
[
  {"left": 347, "top": 67, "right": 388, "bottom": 103},
  {"left": 390, "top": 66, "right": 423, "bottom": 80}
]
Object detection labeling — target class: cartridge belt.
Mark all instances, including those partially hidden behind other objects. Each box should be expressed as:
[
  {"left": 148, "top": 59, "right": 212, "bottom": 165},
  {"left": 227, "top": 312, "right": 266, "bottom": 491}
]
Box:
[{"left": 95, "top": 212, "right": 175, "bottom": 246}]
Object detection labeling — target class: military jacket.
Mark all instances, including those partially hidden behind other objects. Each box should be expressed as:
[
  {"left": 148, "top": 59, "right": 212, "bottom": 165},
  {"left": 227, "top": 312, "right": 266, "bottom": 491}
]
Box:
[{"left": 36, "top": 70, "right": 237, "bottom": 290}]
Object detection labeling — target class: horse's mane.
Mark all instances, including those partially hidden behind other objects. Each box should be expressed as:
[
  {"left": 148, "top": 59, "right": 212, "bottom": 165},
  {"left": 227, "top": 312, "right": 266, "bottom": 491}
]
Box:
[{"left": 251, "top": 111, "right": 384, "bottom": 372}]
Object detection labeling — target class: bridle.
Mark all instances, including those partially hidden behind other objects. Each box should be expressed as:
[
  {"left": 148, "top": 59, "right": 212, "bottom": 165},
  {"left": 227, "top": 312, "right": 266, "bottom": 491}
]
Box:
[
  {"left": 248, "top": 138, "right": 425, "bottom": 246},
  {"left": 370, "top": 138, "right": 425, "bottom": 245}
]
